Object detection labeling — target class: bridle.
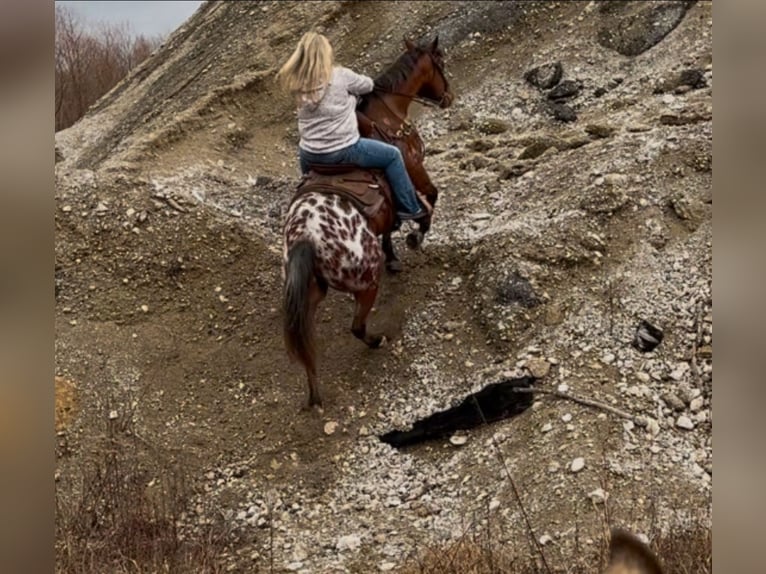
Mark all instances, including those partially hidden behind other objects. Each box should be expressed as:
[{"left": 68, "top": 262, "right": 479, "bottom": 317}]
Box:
[
  {"left": 372, "top": 51, "right": 451, "bottom": 110},
  {"left": 366, "top": 50, "right": 451, "bottom": 145}
]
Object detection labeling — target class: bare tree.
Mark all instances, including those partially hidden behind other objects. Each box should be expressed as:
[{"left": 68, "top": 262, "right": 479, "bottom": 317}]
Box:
[{"left": 55, "top": 5, "right": 163, "bottom": 131}]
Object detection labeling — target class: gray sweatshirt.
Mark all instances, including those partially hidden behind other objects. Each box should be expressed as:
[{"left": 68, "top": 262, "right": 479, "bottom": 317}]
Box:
[{"left": 297, "top": 66, "right": 374, "bottom": 154}]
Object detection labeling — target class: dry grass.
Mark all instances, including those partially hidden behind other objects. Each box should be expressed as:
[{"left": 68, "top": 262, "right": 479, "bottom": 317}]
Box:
[
  {"left": 396, "top": 519, "right": 711, "bottom": 574},
  {"left": 55, "top": 400, "right": 229, "bottom": 573}
]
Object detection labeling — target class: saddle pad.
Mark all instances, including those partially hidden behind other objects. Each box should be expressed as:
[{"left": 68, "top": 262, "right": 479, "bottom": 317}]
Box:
[{"left": 293, "top": 168, "right": 390, "bottom": 218}]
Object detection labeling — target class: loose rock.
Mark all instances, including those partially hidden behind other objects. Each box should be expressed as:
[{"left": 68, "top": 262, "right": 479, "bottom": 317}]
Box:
[
  {"left": 676, "top": 415, "right": 695, "bottom": 430},
  {"left": 524, "top": 62, "right": 563, "bottom": 89}
]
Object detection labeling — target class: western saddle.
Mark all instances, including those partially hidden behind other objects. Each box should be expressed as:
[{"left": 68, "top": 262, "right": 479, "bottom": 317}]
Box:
[{"left": 291, "top": 164, "right": 394, "bottom": 220}]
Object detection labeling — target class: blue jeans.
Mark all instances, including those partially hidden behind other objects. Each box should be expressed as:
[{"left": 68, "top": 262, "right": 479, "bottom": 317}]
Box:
[{"left": 299, "top": 138, "right": 426, "bottom": 218}]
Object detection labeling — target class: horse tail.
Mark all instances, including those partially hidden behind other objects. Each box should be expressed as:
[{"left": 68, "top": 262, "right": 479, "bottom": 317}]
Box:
[{"left": 283, "top": 240, "right": 317, "bottom": 371}]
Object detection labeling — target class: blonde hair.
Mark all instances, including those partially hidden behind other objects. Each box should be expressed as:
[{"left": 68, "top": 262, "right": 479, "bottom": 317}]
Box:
[{"left": 276, "top": 32, "right": 334, "bottom": 104}]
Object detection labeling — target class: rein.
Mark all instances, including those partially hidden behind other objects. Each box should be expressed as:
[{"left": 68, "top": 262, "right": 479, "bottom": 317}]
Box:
[
  {"left": 365, "top": 50, "right": 449, "bottom": 157},
  {"left": 372, "top": 87, "right": 445, "bottom": 109},
  {"left": 371, "top": 52, "right": 450, "bottom": 109}
]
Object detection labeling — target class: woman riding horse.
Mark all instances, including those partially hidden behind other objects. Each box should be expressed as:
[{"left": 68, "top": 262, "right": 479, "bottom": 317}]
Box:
[
  {"left": 281, "top": 33, "right": 453, "bottom": 407},
  {"left": 276, "top": 32, "right": 431, "bottom": 224}
]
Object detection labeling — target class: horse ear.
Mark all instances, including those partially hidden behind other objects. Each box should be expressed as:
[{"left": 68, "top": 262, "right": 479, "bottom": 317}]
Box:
[
  {"left": 403, "top": 36, "right": 416, "bottom": 51},
  {"left": 430, "top": 35, "right": 439, "bottom": 51}
]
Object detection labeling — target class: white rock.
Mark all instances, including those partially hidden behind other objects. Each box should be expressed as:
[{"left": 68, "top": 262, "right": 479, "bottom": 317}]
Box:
[
  {"left": 527, "top": 358, "right": 550, "bottom": 378},
  {"left": 694, "top": 410, "right": 709, "bottom": 423},
  {"left": 489, "top": 498, "right": 500, "bottom": 511},
  {"left": 669, "top": 364, "right": 689, "bottom": 381},
  {"left": 449, "top": 434, "right": 468, "bottom": 446},
  {"left": 690, "top": 397, "right": 704, "bottom": 412},
  {"left": 602, "top": 352, "right": 616, "bottom": 364},
  {"left": 646, "top": 418, "right": 661, "bottom": 436},
  {"left": 292, "top": 544, "right": 309, "bottom": 561},
  {"left": 676, "top": 415, "right": 695, "bottom": 430},
  {"left": 324, "top": 421, "right": 338, "bottom": 435},
  {"left": 557, "top": 383, "right": 569, "bottom": 393},
  {"left": 541, "top": 422, "right": 553, "bottom": 433},
  {"left": 548, "top": 461, "right": 560, "bottom": 473},
  {"left": 571, "top": 458, "right": 586, "bottom": 473},
  {"left": 562, "top": 413, "right": 572, "bottom": 423},
  {"left": 379, "top": 562, "right": 396, "bottom": 571},
  {"left": 336, "top": 534, "right": 362, "bottom": 552},
  {"left": 588, "top": 488, "right": 608, "bottom": 504},
  {"left": 539, "top": 534, "right": 553, "bottom": 546}
]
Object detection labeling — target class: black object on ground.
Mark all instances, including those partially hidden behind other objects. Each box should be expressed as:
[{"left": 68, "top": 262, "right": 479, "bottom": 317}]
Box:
[
  {"left": 632, "top": 320, "right": 664, "bottom": 352},
  {"left": 379, "top": 376, "right": 536, "bottom": 448}
]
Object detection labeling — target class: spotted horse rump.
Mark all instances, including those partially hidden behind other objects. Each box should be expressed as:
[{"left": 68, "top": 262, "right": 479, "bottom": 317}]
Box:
[{"left": 283, "top": 192, "right": 383, "bottom": 293}]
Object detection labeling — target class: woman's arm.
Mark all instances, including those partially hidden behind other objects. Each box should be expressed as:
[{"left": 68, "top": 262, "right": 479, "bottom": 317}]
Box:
[{"left": 338, "top": 66, "right": 374, "bottom": 95}]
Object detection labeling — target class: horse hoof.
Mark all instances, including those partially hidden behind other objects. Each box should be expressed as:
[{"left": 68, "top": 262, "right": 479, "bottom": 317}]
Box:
[
  {"left": 386, "top": 260, "right": 403, "bottom": 274},
  {"left": 368, "top": 335, "right": 385, "bottom": 349},
  {"left": 406, "top": 230, "right": 424, "bottom": 249},
  {"left": 304, "top": 395, "right": 323, "bottom": 410}
]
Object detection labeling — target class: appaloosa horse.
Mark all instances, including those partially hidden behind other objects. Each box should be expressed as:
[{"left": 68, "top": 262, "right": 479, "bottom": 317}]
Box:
[{"left": 283, "top": 36, "right": 453, "bottom": 407}]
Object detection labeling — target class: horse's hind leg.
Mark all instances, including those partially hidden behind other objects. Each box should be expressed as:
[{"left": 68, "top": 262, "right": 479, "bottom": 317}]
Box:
[
  {"left": 382, "top": 233, "right": 402, "bottom": 274},
  {"left": 351, "top": 286, "right": 385, "bottom": 348},
  {"left": 305, "top": 278, "right": 326, "bottom": 408}
]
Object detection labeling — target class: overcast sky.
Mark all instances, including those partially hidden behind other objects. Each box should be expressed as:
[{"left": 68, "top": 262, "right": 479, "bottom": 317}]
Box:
[{"left": 56, "top": 1, "right": 205, "bottom": 38}]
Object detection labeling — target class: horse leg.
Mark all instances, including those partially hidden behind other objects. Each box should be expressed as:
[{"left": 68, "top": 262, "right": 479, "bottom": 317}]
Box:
[
  {"left": 382, "top": 233, "right": 402, "bottom": 274},
  {"left": 351, "top": 286, "right": 385, "bottom": 348},
  {"left": 302, "top": 278, "right": 327, "bottom": 408},
  {"left": 406, "top": 172, "right": 439, "bottom": 250}
]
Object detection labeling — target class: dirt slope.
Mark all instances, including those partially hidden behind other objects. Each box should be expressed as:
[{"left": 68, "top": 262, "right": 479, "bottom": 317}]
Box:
[{"left": 55, "top": 2, "right": 712, "bottom": 572}]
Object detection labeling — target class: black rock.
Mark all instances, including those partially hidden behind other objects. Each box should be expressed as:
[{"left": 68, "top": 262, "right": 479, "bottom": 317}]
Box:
[
  {"left": 495, "top": 272, "right": 540, "bottom": 307},
  {"left": 598, "top": 1, "right": 696, "bottom": 57},
  {"left": 632, "top": 320, "right": 664, "bottom": 352},
  {"left": 524, "top": 62, "right": 563, "bottom": 90},
  {"left": 550, "top": 103, "right": 577, "bottom": 123},
  {"left": 654, "top": 68, "right": 708, "bottom": 93},
  {"left": 548, "top": 80, "right": 582, "bottom": 101},
  {"left": 678, "top": 68, "right": 707, "bottom": 89}
]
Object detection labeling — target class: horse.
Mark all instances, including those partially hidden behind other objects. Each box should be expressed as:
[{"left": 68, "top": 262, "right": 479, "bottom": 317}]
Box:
[
  {"left": 282, "top": 36, "right": 453, "bottom": 408},
  {"left": 357, "top": 35, "right": 453, "bottom": 272}
]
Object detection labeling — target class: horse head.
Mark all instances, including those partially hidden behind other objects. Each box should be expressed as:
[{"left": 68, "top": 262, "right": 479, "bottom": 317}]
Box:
[{"left": 403, "top": 36, "right": 453, "bottom": 109}]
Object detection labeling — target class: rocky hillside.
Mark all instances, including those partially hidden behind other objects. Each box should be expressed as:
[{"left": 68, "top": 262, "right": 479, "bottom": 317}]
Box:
[{"left": 55, "top": 1, "right": 712, "bottom": 572}]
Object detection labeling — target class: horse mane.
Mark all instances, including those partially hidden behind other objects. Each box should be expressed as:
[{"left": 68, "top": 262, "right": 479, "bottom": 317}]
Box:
[
  {"left": 373, "top": 46, "right": 426, "bottom": 92},
  {"left": 357, "top": 43, "right": 428, "bottom": 110}
]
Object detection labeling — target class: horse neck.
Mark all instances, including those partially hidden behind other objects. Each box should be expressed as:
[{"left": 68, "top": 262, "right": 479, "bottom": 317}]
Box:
[{"left": 386, "top": 64, "right": 429, "bottom": 116}]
